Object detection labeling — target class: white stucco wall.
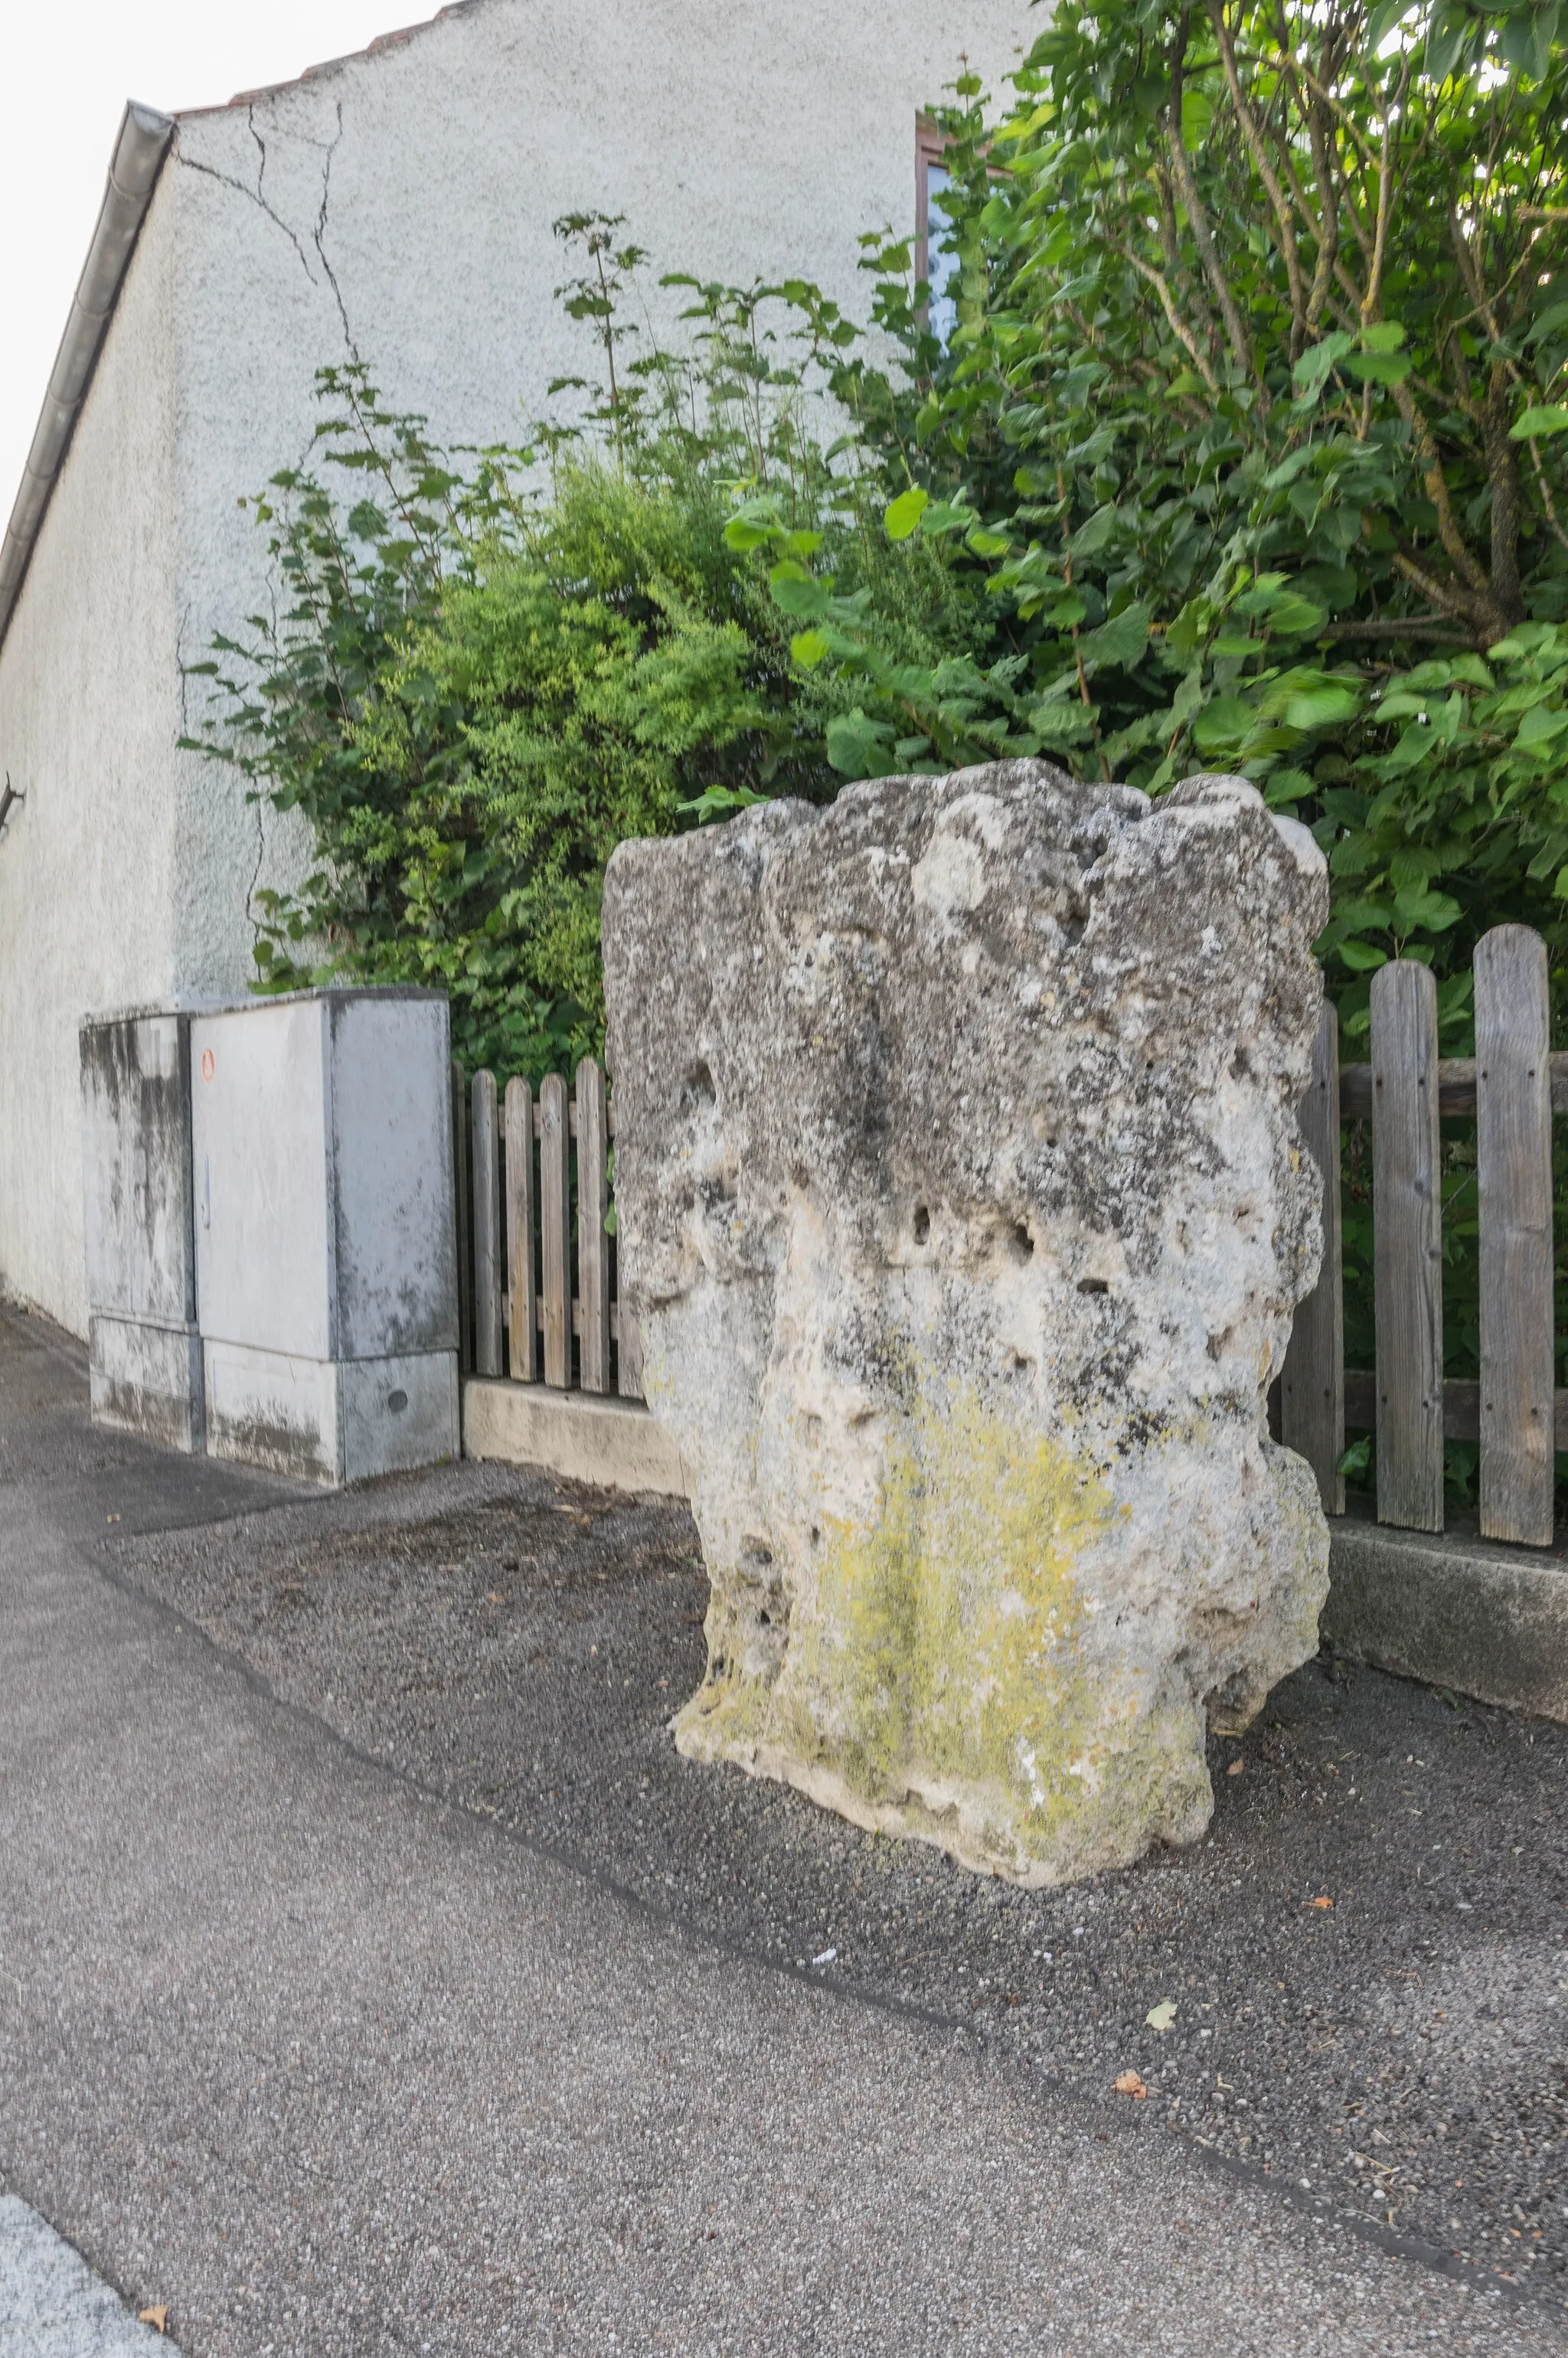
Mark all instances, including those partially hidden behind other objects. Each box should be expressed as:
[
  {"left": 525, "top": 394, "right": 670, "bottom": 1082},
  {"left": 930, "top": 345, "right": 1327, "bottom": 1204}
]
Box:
[
  {"left": 0, "top": 185, "right": 181, "bottom": 1332},
  {"left": 1, "top": 0, "right": 1037, "bottom": 1331}
]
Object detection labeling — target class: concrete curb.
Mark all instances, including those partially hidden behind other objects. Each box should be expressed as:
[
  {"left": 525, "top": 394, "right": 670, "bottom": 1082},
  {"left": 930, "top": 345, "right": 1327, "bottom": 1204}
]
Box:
[
  {"left": 0, "top": 2193, "right": 177, "bottom": 2353},
  {"left": 1324, "top": 1510, "right": 1568, "bottom": 1722},
  {"left": 462, "top": 1377, "right": 688, "bottom": 1497}
]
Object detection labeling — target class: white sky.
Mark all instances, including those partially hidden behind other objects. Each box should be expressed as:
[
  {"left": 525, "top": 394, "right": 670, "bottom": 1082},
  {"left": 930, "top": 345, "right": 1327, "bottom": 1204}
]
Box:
[{"left": 1, "top": 2, "right": 407, "bottom": 521}]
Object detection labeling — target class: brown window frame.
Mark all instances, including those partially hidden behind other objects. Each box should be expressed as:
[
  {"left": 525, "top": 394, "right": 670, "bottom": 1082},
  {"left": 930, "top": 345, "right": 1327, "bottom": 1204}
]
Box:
[{"left": 914, "top": 114, "right": 952, "bottom": 303}]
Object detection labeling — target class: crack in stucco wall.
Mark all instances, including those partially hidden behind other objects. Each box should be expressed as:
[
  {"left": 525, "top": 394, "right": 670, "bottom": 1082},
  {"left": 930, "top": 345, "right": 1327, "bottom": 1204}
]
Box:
[
  {"left": 177, "top": 104, "right": 355, "bottom": 356},
  {"left": 310, "top": 108, "right": 354, "bottom": 353}
]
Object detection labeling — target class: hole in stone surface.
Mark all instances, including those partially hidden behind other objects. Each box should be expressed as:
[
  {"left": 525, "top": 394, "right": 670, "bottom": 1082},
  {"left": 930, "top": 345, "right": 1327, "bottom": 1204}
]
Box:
[
  {"left": 387, "top": 1388, "right": 409, "bottom": 1413},
  {"left": 680, "top": 1060, "right": 717, "bottom": 1112},
  {"left": 913, "top": 1205, "right": 930, "bottom": 1244},
  {"left": 1012, "top": 1222, "right": 1034, "bottom": 1259},
  {"left": 810, "top": 1526, "right": 822, "bottom": 1546},
  {"left": 1077, "top": 1277, "right": 1109, "bottom": 1296}
]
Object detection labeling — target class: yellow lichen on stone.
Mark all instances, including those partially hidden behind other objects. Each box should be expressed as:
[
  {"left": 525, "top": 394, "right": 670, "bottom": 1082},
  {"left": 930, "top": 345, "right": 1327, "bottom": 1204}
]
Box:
[
  {"left": 792, "top": 1383, "right": 1108, "bottom": 1811},
  {"left": 675, "top": 1380, "right": 1211, "bottom": 1879}
]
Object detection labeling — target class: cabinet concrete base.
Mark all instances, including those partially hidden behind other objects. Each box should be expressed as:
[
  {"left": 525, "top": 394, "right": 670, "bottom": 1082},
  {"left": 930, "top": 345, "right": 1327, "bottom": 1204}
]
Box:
[
  {"left": 204, "top": 1341, "right": 459, "bottom": 1485},
  {"left": 89, "top": 1314, "right": 204, "bottom": 1454},
  {"left": 1324, "top": 1507, "right": 1568, "bottom": 1723},
  {"left": 463, "top": 1378, "right": 688, "bottom": 1497}
]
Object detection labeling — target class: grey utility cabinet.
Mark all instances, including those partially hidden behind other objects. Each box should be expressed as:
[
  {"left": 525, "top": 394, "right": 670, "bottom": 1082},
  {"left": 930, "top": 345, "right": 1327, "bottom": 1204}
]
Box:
[
  {"left": 81, "top": 987, "right": 460, "bottom": 1484},
  {"left": 80, "top": 1007, "right": 204, "bottom": 1452}
]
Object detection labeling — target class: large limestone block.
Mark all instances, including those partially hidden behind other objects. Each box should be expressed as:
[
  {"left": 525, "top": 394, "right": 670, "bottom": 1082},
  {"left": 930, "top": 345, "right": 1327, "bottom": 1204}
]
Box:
[{"left": 603, "top": 761, "right": 1331, "bottom": 1886}]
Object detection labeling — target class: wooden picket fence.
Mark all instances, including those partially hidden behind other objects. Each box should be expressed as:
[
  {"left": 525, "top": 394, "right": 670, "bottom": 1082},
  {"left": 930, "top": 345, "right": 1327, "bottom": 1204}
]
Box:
[
  {"left": 451, "top": 1057, "right": 643, "bottom": 1402},
  {"left": 1282, "top": 922, "right": 1560, "bottom": 1547},
  {"left": 452, "top": 921, "right": 1560, "bottom": 1547}
]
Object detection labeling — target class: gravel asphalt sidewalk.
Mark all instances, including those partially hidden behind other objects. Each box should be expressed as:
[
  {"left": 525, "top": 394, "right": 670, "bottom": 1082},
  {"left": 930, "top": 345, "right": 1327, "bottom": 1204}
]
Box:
[{"left": 1, "top": 1302, "right": 1560, "bottom": 2355}]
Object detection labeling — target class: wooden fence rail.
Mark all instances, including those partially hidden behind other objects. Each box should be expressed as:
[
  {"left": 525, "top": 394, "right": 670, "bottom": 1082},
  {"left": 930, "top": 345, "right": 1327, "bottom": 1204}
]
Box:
[
  {"left": 451, "top": 1057, "right": 643, "bottom": 1404},
  {"left": 1282, "top": 920, "right": 1560, "bottom": 1547}
]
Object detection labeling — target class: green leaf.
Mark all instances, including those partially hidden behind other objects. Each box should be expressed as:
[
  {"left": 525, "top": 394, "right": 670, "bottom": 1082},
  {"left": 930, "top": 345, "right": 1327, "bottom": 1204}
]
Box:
[
  {"left": 1361, "top": 322, "right": 1406, "bottom": 354},
  {"left": 1514, "top": 702, "right": 1568, "bottom": 750},
  {"left": 790, "top": 629, "right": 830, "bottom": 669},
  {"left": 825, "top": 710, "right": 897, "bottom": 779},
  {"left": 767, "top": 560, "right": 829, "bottom": 619},
  {"left": 1511, "top": 406, "right": 1568, "bottom": 439},
  {"left": 1282, "top": 683, "right": 1360, "bottom": 730},
  {"left": 680, "top": 782, "right": 766, "bottom": 824},
  {"left": 1344, "top": 351, "right": 1410, "bottom": 387},
  {"left": 1527, "top": 299, "right": 1568, "bottom": 348},
  {"left": 1393, "top": 884, "right": 1463, "bottom": 932},
  {"left": 1269, "top": 595, "right": 1328, "bottom": 639},
  {"left": 884, "top": 487, "right": 930, "bottom": 541},
  {"left": 1192, "top": 695, "right": 1256, "bottom": 753},
  {"left": 1080, "top": 603, "right": 1151, "bottom": 672},
  {"left": 919, "top": 500, "right": 978, "bottom": 537},
  {"left": 1181, "top": 87, "right": 1213, "bottom": 150},
  {"left": 1425, "top": 0, "right": 1480, "bottom": 83},
  {"left": 1338, "top": 939, "right": 1389, "bottom": 973},
  {"left": 1068, "top": 505, "right": 1119, "bottom": 557},
  {"left": 1293, "top": 335, "right": 1353, "bottom": 400}
]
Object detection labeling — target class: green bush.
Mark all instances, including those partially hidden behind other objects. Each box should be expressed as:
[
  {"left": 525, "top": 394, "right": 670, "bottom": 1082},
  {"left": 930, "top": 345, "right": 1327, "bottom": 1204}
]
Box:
[
  {"left": 185, "top": 230, "right": 973, "bottom": 1076},
  {"left": 186, "top": 369, "right": 844, "bottom": 1075}
]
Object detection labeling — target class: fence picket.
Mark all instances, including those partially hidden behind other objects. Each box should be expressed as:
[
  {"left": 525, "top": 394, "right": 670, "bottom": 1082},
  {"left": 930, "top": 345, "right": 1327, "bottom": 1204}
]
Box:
[
  {"left": 1281, "top": 1000, "right": 1344, "bottom": 1514},
  {"left": 1476, "top": 926, "right": 1556, "bottom": 1545},
  {"left": 504, "top": 1076, "right": 536, "bottom": 1383},
  {"left": 1370, "top": 959, "right": 1444, "bottom": 1533},
  {"left": 616, "top": 1303, "right": 645, "bottom": 1400},
  {"left": 577, "top": 1059, "right": 611, "bottom": 1393},
  {"left": 451, "top": 1059, "right": 472, "bottom": 1375},
  {"left": 540, "top": 1072, "right": 572, "bottom": 1388},
  {"left": 471, "top": 1070, "right": 503, "bottom": 1377}
]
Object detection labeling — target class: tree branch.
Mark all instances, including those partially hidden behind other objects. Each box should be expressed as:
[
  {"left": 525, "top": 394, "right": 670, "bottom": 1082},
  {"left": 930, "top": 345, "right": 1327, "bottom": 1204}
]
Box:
[
  {"left": 1206, "top": 0, "right": 1310, "bottom": 352},
  {"left": 1106, "top": 240, "right": 1221, "bottom": 393}
]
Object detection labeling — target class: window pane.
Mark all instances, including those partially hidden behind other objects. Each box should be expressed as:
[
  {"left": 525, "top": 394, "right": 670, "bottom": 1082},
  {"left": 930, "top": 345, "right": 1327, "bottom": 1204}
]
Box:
[{"left": 926, "top": 163, "right": 959, "bottom": 347}]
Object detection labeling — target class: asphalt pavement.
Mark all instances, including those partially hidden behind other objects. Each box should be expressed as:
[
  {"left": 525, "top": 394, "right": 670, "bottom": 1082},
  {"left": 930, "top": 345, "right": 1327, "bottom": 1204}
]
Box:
[{"left": 0, "top": 1302, "right": 1560, "bottom": 2356}]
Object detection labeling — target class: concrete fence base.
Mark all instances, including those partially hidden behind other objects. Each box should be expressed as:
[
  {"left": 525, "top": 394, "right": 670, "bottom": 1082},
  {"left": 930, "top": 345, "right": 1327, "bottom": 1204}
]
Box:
[
  {"left": 461, "top": 1390, "right": 1568, "bottom": 1721},
  {"left": 1324, "top": 1506, "right": 1568, "bottom": 1723},
  {"left": 462, "top": 1377, "right": 688, "bottom": 1497}
]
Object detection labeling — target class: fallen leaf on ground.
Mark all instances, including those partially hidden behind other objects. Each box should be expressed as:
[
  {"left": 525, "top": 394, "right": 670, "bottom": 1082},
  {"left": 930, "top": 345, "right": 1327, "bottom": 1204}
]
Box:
[
  {"left": 1310, "top": 1895, "right": 1334, "bottom": 1909},
  {"left": 1113, "top": 2070, "right": 1148, "bottom": 2098},
  {"left": 1145, "top": 2001, "right": 1177, "bottom": 2033},
  {"left": 138, "top": 2307, "right": 169, "bottom": 2334},
  {"left": 485, "top": 1591, "right": 503, "bottom": 1604},
  {"left": 1227, "top": 1759, "right": 1244, "bottom": 1776}
]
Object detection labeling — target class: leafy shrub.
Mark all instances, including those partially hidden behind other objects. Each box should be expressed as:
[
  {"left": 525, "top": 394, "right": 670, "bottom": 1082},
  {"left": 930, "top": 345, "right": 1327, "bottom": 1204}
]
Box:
[{"left": 187, "top": 366, "right": 845, "bottom": 1074}]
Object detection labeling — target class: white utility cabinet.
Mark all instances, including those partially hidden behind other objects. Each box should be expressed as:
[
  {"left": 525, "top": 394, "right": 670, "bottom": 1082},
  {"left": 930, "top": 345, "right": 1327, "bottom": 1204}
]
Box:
[
  {"left": 189, "top": 988, "right": 460, "bottom": 1483},
  {"left": 80, "top": 1007, "right": 204, "bottom": 1451}
]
